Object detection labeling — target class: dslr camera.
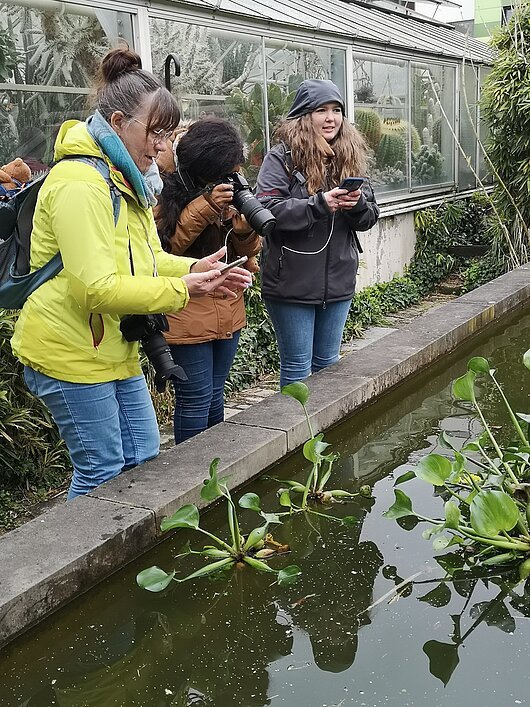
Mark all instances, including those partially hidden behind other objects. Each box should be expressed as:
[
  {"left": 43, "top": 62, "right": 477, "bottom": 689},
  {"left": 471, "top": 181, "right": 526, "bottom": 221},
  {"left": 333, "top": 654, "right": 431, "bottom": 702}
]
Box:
[
  {"left": 211, "top": 172, "right": 276, "bottom": 238},
  {"left": 120, "top": 313, "right": 187, "bottom": 392}
]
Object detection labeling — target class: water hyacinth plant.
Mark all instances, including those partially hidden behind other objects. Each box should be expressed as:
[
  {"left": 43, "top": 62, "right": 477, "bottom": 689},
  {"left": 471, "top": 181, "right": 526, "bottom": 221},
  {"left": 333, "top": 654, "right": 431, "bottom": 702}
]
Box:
[
  {"left": 384, "top": 351, "right": 530, "bottom": 577},
  {"left": 272, "top": 382, "right": 371, "bottom": 521},
  {"left": 137, "top": 458, "right": 301, "bottom": 592}
]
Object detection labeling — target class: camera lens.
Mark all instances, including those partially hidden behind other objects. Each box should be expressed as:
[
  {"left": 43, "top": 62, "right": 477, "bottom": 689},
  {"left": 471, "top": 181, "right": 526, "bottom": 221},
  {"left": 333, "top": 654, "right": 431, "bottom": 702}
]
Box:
[
  {"left": 232, "top": 190, "right": 276, "bottom": 238},
  {"left": 141, "top": 332, "right": 187, "bottom": 392}
]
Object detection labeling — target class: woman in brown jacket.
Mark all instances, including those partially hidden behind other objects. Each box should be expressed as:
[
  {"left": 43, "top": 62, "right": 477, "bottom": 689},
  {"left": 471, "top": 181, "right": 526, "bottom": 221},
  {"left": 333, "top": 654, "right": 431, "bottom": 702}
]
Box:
[{"left": 155, "top": 119, "right": 261, "bottom": 443}]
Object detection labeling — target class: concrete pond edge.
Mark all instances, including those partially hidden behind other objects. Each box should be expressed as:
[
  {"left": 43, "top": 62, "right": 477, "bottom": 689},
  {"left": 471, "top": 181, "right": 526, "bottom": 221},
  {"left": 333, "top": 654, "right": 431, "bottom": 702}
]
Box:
[{"left": 1, "top": 264, "right": 529, "bottom": 649}]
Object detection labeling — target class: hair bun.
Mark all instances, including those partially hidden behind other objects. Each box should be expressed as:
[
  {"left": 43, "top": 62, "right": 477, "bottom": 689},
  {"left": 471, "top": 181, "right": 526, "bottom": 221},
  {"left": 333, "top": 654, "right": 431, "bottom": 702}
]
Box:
[{"left": 100, "top": 48, "right": 143, "bottom": 84}]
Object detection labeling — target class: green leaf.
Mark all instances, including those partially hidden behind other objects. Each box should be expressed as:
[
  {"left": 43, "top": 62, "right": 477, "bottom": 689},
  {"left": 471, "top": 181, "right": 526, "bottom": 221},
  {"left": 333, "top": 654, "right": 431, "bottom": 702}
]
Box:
[
  {"left": 281, "top": 382, "right": 309, "bottom": 406},
  {"left": 239, "top": 492, "right": 261, "bottom": 512},
  {"left": 418, "top": 582, "right": 452, "bottom": 607},
  {"left": 199, "top": 548, "right": 232, "bottom": 558},
  {"left": 278, "top": 565, "right": 302, "bottom": 586},
  {"left": 444, "top": 501, "right": 461, "bottom": 529},
  {"left": 279, "top": 490, "right": 292, "bottom": 508},
  {"left": 136, "top": 566, "right": 176, "bottom": 592},
  {"left": 394, "top": 470, "right": 416, "bottom": 485},
  {"left": 383, "top": 489, "right": 415, "bottom": 519},
  {"left": 244, "top": 525, "right": 268, "bottom": 551},
  {"left": 470, "top": 489, "right": 519, "bottom": 536},
  {"left": 414, "top": 454, "right": 452, "bottom": 486},
  {"left": 523, "top": 349, "right": 530, "bottom": 371},
  {"left": 452, "top": 370, "right": 476, "bottom": 402},
  {"left": 261, "top": 512, "right": 284, "bottom": 524},
  {"left": 470, "top": 600, "right": 515, "bottom": 633},
  {"left": 179, "top": 557, "right": 234, "bottom": 583},
  {"left": 342, "top": 515, "right": 359, "bottom": 527},
  {"left": 517, "top": 413, "right": 530, "bottom": 424},
  {"left": 467, "top": 356, "right": 491, "bottom": 374},
  {"left": 481, "top": 552, "right": 516, "bottom": 566},
  {"left": 243, "top": 556, "right": 277, "bottom": 573},
  {"left": 201, "top": 458, "right": 228, "bottom": 501},
  {"left": 161, "top": 504, "right": 200, "bottom": 532},
  {"left": 303, "top": 434, "right": 330, "bottom": 462}
]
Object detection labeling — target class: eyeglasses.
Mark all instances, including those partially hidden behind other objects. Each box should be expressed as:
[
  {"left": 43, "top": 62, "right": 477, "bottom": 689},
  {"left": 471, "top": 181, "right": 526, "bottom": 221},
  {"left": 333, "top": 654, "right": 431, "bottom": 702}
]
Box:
[{"left": 129, "top": 118, "right": 173, "bottom": 144}]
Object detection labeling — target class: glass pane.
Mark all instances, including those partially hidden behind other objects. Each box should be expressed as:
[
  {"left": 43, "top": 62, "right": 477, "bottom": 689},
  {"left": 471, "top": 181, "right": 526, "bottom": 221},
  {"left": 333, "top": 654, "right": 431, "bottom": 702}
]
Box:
[
  {"left": 458, "top": 62, "right": 478, "bottom": 190},
  {"left": 149, "top": 18, "right": 265, "bottom": 182},
  {"left": 478, "top": 66, "right": 493, "bottom": 184},
  {"left": 264, "top": 42, "right": 346, "bottom": 152},
  {"left": 0, "top": 89, "right": 90, "bottom": 170},
  {"left": 352, "top": 54, "right": 409, "bottom": 195},
  {"left": 411, "top": 62, "right": 455, "bottom": 188},
  {"left": 0, "top": 1, "right": 134, "bottom": 89}
]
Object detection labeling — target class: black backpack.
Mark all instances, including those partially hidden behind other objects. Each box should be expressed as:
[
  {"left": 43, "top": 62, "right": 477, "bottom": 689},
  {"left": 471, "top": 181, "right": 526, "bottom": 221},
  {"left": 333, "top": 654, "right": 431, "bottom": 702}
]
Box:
[{"left": 0, "top": 156, "right": 121, "bottom": 310}]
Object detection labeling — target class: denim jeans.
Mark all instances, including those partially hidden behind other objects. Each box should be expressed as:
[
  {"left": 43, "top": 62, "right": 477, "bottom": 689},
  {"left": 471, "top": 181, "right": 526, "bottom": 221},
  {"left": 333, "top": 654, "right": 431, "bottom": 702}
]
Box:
[
  {"left": 23, "top": 368, "right": 160, "bottom": 499},
  {"left": 264, "top": 298, "right": 352, "bottom": 388},
  {"left": 169, "top": 332, "right": 240, "bottom": 444}
]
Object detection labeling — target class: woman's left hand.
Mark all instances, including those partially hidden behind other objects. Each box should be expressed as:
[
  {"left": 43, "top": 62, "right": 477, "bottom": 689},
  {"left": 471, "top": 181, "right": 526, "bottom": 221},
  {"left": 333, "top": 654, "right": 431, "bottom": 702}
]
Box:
[
  {"left": 337, "top": 188, "right": 362, "bottom": 210},
  {"left": 230, "top": 211, "right": 252, "bottom": 235}
]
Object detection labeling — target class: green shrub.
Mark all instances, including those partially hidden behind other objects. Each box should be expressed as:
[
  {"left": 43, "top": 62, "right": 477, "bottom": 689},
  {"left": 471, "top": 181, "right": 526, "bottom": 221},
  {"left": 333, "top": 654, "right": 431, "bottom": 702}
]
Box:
[{"left": 0, "top": 309, "right": 71, "bottom": 530}]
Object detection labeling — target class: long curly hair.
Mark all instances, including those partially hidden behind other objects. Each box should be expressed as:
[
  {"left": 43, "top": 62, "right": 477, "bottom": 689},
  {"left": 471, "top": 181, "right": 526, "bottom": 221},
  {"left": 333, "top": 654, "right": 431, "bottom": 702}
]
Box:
[
  {"left": 156, "top": 118, "right": 244, "bottom": 252},
  {"left": 274, "top": 114, "right": 369, "bottom": 194}
]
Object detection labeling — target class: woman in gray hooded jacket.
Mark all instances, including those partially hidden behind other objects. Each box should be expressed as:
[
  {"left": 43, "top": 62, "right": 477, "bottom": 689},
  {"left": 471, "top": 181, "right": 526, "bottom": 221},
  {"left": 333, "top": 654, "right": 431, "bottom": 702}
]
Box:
[{"left": 256, "top": 79, "right": 379, "bottom": 388}]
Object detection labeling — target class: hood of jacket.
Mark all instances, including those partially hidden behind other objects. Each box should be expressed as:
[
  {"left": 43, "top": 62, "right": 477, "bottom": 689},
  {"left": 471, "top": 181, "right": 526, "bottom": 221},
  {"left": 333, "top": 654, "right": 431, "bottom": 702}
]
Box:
[
  {"left": 53, "top": 119, "right": 101, "bottom": 161},
  {"left": 287, "top": 79, "right": 345, "bottom": 119}
]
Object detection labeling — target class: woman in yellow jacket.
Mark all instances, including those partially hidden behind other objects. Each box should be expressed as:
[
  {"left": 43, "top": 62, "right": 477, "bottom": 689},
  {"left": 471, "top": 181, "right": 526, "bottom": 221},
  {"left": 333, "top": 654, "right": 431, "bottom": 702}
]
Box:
[
  {"left": 155, "top": 119, "right": 261, "bottom": 443},
  {"left": 12, "top": 49, "right": 251, "bottom": 499}
]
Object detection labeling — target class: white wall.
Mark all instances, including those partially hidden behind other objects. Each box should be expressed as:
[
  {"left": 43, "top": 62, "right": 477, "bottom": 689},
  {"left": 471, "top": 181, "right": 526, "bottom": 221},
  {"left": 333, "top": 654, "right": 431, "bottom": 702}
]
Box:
[{"left": 356, "top": 212, "right": 417, "bottom": 289}]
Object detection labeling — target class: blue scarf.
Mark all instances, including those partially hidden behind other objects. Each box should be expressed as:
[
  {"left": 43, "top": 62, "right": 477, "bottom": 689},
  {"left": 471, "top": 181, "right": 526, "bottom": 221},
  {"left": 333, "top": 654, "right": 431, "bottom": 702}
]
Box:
[{"left": 86, "top": 110, "right": 163, "bottom": 208}]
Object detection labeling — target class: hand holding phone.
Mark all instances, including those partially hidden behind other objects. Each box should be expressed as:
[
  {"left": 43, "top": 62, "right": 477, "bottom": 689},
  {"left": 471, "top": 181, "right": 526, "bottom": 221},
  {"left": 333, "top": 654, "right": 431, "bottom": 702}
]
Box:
[
  {"left": 338, "top": 177, "right": 364, "bottom": 192},
  {"left": 218, "top": 255, "right": 248, "bottom": 274}
]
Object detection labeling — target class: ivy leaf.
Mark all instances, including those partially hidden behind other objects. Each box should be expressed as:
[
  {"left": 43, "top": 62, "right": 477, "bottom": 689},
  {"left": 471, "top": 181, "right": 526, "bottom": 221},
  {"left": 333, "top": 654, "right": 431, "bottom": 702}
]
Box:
[
  {"left": 414, "top": 454, "right": 452, "bottom": 486},
  {"left": 161, "top": 504, "right": 200, "bottom": 532},
  {"left": 383, "top": 489, "right": 415, "bottom": 519},
  {"left": 136, "top": 566, "right": 176, "bottom": 592},
  {"left": 281, "top": 382, "right": 309, "bottom": 406},
  {"left": 470, "top": 489, "right": 519, "bottom": 536},
  {"left": 452, "top": 370, "right": 476, "bottom": 402}
]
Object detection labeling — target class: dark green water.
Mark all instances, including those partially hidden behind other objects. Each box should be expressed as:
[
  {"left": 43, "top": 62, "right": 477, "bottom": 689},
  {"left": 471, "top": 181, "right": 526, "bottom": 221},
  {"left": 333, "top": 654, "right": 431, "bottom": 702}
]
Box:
[{"left": 1, "top": 310, "right": 529, "bottom": 707}]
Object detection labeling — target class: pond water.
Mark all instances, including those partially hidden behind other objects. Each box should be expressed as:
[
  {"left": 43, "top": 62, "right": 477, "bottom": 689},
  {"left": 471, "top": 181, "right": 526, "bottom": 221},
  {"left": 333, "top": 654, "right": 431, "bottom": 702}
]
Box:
[{"left": 1, "top": 310, "right": 530, "bottom": 707}]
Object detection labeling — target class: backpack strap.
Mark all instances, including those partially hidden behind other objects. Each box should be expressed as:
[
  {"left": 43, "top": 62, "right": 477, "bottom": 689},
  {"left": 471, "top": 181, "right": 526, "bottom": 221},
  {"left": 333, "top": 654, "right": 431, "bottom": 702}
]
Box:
[
  {"left": 279, "top": 141, "right": 306, "bottom": 188},
  {"left": 61, "top": 155, "right": 122, "bottom": 226}
]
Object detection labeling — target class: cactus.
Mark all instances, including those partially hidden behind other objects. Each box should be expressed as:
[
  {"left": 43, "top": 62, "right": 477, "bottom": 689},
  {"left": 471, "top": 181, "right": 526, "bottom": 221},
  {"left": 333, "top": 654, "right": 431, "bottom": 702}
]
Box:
[
  {"left": 375, "top": 118, "right": 421, "bottom": 168},
  {"left": 412, "top": 144, "right": 444, "bottom": 183},
  {"left": 354, "top": 109, "right": 382, "bottom": 151}
]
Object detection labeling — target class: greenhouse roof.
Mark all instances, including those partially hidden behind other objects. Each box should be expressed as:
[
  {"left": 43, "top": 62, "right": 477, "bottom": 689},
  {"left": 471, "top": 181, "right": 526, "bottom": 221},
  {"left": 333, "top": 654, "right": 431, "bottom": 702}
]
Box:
[{"left": 165, "top": 0, "right": 493, "bottom": 63}]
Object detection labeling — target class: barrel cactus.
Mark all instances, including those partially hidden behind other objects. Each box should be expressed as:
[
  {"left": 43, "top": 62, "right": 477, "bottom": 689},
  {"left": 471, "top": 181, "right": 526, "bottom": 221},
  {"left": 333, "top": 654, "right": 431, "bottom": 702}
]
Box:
[
  {"left": 375, "top": 118, "right": 421, "bottom": 168},
  {"left": 354, "top": 109, "right": 382, "bottom": 152}
]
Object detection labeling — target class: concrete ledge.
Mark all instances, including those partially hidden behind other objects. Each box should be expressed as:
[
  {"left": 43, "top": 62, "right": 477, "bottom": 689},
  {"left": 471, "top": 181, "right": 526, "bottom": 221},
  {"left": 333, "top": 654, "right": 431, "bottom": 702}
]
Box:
[{"left": 0, "top": 265, "right": 529, "bottom": 649}]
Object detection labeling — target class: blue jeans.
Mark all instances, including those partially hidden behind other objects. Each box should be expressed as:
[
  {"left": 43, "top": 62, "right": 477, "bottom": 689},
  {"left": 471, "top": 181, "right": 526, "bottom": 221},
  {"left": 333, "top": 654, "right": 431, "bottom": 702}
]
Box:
[
  {"left": 23, "top": 368, "right": 160, "bottom": 500},
  {"left": 264, "top": 298, "right": 352, "bottom": 388},
  {"left": 169, "top": 332, "right": 240, "bottom": 444}
]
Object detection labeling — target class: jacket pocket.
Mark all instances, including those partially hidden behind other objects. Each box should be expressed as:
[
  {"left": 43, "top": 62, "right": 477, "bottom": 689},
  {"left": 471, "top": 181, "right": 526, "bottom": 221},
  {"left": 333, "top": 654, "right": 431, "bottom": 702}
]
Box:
[{"left": 89, "top": 313, "right": 105, "bottom": 348}]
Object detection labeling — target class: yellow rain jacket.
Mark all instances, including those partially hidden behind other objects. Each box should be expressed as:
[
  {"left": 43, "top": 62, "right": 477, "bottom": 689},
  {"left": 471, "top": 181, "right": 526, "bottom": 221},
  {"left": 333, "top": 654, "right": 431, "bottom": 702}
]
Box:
[{"left": 12, "top": 120, "right": 195, "bottom": 383}]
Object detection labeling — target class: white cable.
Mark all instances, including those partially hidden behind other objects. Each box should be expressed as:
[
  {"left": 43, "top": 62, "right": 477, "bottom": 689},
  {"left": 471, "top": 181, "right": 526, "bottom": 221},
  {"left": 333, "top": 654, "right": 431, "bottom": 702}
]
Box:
[{"left": 282, "top": 213, "right": 335, "bottom": 256}]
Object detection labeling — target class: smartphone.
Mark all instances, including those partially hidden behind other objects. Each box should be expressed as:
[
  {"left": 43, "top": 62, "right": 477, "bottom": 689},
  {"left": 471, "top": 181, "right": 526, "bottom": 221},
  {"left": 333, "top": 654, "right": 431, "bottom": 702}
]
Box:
[
  {"left": 338, "top": 177, "right": 364, "bottom": 192},
  {"left": 218, "top": 255, "right": 248, "bottom": 274}
]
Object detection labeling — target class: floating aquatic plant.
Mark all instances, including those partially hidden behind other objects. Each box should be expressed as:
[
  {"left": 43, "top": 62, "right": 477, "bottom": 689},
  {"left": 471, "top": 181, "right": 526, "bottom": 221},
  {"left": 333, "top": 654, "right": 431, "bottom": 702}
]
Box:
[
  {"left": 137, "top": 458, "right": 301, "bottom": 592},
  {"left": 270, "top": 382, "right": 371, "bottom": 522},
  {"left": 384, "top": 350, "right": 530, "bottom": 577}
]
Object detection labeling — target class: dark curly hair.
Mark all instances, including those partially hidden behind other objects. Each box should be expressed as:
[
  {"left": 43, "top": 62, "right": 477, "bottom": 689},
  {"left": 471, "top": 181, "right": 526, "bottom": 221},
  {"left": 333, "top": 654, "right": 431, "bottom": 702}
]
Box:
[{"left": 157, "top": 118, "right": 244, "bottom": 251}]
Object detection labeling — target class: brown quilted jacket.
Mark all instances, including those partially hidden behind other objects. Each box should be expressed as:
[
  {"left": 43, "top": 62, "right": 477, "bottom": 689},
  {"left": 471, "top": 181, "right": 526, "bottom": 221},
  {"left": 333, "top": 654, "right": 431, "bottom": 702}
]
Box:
[{"left": 153, "top": 194, "right": 261, "bottom": 345}]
